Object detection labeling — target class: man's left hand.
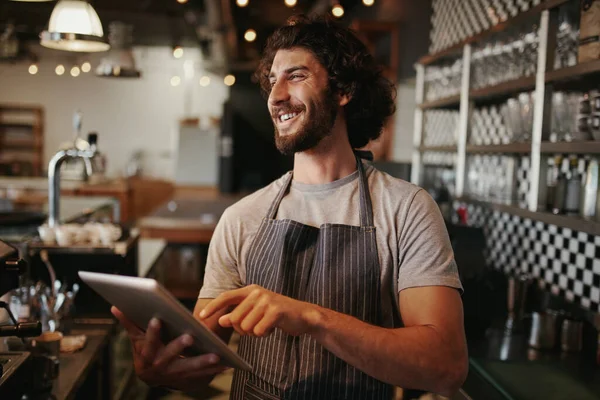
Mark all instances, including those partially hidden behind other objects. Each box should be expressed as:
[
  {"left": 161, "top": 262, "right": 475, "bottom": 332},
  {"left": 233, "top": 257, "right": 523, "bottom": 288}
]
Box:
[{"left": 199, "top": 285, "right": 321, "bottom": 337}]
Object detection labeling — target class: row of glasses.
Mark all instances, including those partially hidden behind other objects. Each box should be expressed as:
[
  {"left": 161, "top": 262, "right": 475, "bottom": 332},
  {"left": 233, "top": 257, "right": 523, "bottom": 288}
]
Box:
[
  {"left": 423, "top": 110, "right": 460, "bottom": 146},
  {"left": 471, "top": 105, "right": 511, "bottom": 145},
  {"left": 471, "top": 28, "right": 539, "bottom": 90},
  {"left": 424, "top": 59, "right": 462, "bottom": 102},
  {"left": 552, "top": 90, "right": 600, "bottom": 142},
  {"left": 466, "top": 155, "right": 518, "bottom": 204},
  {"left": 502, "top": 92, "right": 535, "bottom": 143},
  {"left": 554, "top": 0, "right": 580, "bottom": 70},
  {"left": 429, "top": 0, "right": 544, "bottom": 54}
]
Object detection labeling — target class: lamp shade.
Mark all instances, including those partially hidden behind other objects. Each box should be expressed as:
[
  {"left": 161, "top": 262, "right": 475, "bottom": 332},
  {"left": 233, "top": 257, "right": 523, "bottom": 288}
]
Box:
[{"left": 40, "top": 0, "right": 110, "bottom": 52}]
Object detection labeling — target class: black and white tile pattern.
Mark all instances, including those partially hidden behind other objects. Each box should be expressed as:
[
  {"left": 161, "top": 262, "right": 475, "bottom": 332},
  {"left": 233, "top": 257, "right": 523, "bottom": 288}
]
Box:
[{"left": 454, "top": 201, "right": 600, "bottom": 312}]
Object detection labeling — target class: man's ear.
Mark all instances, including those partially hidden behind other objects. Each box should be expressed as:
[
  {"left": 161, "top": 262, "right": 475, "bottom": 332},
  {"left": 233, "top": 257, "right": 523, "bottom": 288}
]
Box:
[{"left": 338, "top": 93, "right": 351, "bottom": 106}]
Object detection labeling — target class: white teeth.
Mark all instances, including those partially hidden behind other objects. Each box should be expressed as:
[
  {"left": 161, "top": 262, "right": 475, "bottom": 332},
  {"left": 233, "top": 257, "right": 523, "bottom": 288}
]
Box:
[{"left": 279, "top": 112, "right": 298, "bottom": 122}]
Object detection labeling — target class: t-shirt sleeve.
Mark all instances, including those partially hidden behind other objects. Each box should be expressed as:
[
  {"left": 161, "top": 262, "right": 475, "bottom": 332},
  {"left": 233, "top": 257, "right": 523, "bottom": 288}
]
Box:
[
  {"left": 198, "top": 208, "right": 244, "bottom": 298},
  {"left": 397, "top": 189, "right": 463, "bottom": 293}
]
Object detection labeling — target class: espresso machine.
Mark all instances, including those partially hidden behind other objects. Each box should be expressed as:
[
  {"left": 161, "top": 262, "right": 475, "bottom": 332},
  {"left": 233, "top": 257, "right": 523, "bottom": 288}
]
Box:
[{"left": 0, "top": 240, "right": 45, "bottom": 399}]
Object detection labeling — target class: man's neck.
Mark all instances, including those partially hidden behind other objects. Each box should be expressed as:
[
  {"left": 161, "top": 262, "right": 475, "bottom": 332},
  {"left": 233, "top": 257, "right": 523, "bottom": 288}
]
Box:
[{"left": 292, "top": 119, "right": 357, "bottom": 185}]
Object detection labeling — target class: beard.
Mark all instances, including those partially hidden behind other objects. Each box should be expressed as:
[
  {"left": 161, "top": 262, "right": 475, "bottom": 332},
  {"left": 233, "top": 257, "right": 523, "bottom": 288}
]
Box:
[{"left": 273, "top": 87, "right": 338, "bottom": 155}]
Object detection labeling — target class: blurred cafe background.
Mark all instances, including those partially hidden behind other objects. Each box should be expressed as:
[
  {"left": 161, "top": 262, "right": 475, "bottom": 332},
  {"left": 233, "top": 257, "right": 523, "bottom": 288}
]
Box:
[{"left": 0, "top": 0, "right": 599, "bottom": 399}]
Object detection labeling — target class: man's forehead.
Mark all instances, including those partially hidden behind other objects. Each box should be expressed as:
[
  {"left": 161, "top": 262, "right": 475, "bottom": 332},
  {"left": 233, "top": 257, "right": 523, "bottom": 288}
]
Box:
[{"left": 269, "top": 48, "right": 320, "bottom": 75}]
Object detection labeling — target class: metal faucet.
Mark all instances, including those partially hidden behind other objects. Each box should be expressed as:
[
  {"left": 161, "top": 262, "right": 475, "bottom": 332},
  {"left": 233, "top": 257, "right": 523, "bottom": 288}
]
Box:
[
  {"left": 47, "top": 147, "right": 97, "bottom": 227},
  {"left": 47, "top": 111, "right": 97, "bottom": 228}
]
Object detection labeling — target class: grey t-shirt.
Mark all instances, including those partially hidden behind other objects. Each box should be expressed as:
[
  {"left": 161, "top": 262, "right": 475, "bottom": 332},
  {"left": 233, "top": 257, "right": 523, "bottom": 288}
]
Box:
[{"left": 199, "top": 162, "right": 462, "bottom": 328}]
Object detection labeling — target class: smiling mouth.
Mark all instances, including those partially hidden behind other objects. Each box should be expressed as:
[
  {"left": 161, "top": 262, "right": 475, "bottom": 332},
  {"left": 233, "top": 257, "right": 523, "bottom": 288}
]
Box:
[{"left": 278, "top": 111, "right": 300, "bottom": 123}]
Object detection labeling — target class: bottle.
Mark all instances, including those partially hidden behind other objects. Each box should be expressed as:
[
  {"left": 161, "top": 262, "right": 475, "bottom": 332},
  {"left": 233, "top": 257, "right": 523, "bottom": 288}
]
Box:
[
  {"left": 553, "top": 157, "right": 567, "bottom": 214},
  {"left": 87, "top": 132, "right": 107, "bottom": 183},
  {"left": 582, "top": 159, "right": 599, "bottom": 219},
  {"left": 565, "top": 158, "right": 582, "bottom": 216},
  {"left": 546, "top": 157, "right": 558, "bottom": 212}
]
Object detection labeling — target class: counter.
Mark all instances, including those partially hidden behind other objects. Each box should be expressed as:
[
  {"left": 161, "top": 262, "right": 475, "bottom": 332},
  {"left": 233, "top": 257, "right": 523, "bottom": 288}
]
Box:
[
  {"left": 138, "top": 196, "right": 242, "bottom": 243},
  {"left": 460, "top": 324, "right": 600, "bottom": 400}
]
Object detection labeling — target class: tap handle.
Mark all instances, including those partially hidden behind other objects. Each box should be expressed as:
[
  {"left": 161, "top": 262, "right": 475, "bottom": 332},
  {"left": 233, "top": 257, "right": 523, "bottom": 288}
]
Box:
[{"left": 73, "top": 110, "right": 83, "bottom": 141}]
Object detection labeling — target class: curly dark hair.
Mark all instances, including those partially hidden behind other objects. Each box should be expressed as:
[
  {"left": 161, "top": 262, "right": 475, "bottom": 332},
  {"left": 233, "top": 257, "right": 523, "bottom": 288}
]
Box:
[{"left": 254, "top": 15, "right": 396, "bottom": 149}]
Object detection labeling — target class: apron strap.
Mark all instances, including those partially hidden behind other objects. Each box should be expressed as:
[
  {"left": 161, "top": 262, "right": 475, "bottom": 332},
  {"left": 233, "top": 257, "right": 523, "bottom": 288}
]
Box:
[{"left": 266, "top": 155, "right": 375, "bottom": 228}]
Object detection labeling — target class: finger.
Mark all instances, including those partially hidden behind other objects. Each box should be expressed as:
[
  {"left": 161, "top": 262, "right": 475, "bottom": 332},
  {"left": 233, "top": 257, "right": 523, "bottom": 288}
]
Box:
[
  {"left": 165, "top": 353, "right": 222, "bottom": 375},
  {"left": 153, "top": 334, "right": 194, "bottom": 368},
  {"left": 199, "top": 287, "right": 254, "bottom": 319},
  {"left": 253, "top": 311, "right": 280, "bottom": 337},
  {"left": 140, "top": 318, "right": 163, "bottom": 365},
  {"left": 239, "top": 304, "right": 267, "bottom": 335},
  {"left": 112, "top": 307, "right": 144, "bottom": 338},
  {"left": 224, "top": 291, "right": 262, "bottom": 334}
]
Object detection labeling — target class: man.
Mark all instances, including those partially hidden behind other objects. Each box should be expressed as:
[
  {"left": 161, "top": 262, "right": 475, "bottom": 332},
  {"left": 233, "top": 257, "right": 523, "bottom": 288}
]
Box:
[{"left": 114, "top": 15, "right": 468, "bottom": 399}]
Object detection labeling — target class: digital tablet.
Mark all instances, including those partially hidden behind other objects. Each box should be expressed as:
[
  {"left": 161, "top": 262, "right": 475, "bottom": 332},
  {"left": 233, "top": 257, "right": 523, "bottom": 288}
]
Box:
[{"left": 78, "top": 271, "right": 252, "bottom": 371}]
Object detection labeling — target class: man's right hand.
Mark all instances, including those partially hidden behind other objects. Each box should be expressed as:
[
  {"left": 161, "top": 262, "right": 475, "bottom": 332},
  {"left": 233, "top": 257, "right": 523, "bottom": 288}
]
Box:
[{"left": 111, "top": 306, "right": 229, "bottom": 391}]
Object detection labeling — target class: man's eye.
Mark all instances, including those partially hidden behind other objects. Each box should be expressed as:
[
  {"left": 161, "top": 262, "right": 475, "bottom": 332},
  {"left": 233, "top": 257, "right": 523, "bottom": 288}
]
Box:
[{"left": 290, "top": 74, "right": 303, "bottom": 80}]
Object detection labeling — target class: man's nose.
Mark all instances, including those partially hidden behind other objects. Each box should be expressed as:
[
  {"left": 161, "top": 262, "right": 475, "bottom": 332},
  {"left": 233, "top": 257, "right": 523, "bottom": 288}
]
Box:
[{"left": 268, "top": 79, "right": 290, "bottom": 106}]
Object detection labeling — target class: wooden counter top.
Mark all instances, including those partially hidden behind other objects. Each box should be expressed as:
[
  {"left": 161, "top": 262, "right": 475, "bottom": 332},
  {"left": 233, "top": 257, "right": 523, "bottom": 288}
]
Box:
[{"left": 138, "top": 195, "right": 243, "bottom": 243}]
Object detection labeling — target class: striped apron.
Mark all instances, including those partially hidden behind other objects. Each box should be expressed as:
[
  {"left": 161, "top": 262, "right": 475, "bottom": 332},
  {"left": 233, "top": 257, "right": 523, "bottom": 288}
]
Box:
[{"left": 230, "top": 155, "right": 393, "bottom": 400}]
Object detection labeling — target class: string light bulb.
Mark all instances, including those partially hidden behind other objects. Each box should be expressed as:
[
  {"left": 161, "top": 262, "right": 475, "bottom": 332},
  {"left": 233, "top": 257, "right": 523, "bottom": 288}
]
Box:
[
  {"left": 244, "top": 29, "right": 257, "bottom": 42},
  {"left": 70, "top": 66, "right": 81, "bottom": 77},
  {"left": 28, "top": 64, "right": 38, "bottom": 75},
  {"left": 199, "top": 76, "right": 210, "bottom": 87},
  {"left": 171, "top": 76, "right": 181, "bottom": 86},
  {"left": 285, "top": 0, "right": 297, "bottom": 6},
  {"left": 224, "top": 74, "right": 236, "bottom": 86},
  {"left": 332, "top": 4, "right": 344, "bottom": 17},
  {"left": 81, "top": 61, "right": 91, "bottom": 73},
  {"left": 236, "top": 0, "right": 248, "bottom": 6},
  {"left": 55, "top": 64, "right": 65, "bottom": 75},
  {"left": 363, "top": 0, "right": 374, "bottom": 5},
  {"left": 173, "top": 46, "right": 184, "bottom": 59}
]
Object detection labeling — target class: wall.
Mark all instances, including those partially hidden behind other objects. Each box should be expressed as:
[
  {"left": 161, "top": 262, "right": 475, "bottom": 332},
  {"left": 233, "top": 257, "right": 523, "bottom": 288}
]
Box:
[
  {"left": 391, "top": 82, "right": 416, "bottom": 162},
  {"left": 0, "top": 45, "right": 229, "bottom": 180}
]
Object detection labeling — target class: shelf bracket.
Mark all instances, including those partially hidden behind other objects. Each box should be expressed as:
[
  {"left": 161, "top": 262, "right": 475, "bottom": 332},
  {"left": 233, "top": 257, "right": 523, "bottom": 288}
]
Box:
[
  {"left": 456, "top": 44, "right": 471, "bottom": 198},
  {"left": 411, "top": 64, "right": 425, "bottom": 185}
]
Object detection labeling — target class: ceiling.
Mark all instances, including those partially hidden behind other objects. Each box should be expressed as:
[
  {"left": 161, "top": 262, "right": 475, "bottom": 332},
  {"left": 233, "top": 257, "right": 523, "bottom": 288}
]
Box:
[{"left": 0, "top": 0, "right": 370, "bottom": 70}]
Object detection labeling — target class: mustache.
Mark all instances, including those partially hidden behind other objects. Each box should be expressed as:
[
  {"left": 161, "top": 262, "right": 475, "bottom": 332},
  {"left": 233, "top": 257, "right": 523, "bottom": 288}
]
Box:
[{"left": 271, "top": 104, "right": 305, "bottom": 119}]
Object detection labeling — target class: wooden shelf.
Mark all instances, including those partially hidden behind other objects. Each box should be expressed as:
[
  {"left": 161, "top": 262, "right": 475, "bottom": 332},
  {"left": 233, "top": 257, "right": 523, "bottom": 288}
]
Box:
[
  {"left": 541, "top": 141, "right": 600, "bottom": 154},
  {"left": 0, "top": 123, "right": 34, "bottom": 130},
  {"left": 419, "top": 95, "right": 461, "bottom": 110},
  {"left": 457, "top": 196, "right": 600, "bottom": 236},
  {"left": 546, "top": 60, "right": 600, "bottom": 87},
  {"left": 419, "top": 0, "right": 570, "bottom": 65},
  {"left": 419, "top": 145, "right": 457, "bottom": 152},
  {"left": 1, "top": 139, "right": 41, "bottom": 149},
  {"left": 466, "top": 143, "right": 531, "bottom": 153},
  {"left": 470, "top": 76, "right": 536, "bottom": 103}
]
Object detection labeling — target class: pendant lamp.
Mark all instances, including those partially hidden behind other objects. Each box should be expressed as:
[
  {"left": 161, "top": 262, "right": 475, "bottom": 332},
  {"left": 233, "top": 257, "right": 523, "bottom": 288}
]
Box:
[{"left": 40, "top": 0, "right": 110, "bottom": 52}]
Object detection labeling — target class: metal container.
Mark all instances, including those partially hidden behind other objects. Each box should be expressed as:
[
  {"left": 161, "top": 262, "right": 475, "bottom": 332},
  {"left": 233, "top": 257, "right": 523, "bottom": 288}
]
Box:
[
  {"left": 529, "top": 311, "right": 563, "bottom": 349},
  {"left": 561, "top": 319, "right": 583, "bottom": 352}
]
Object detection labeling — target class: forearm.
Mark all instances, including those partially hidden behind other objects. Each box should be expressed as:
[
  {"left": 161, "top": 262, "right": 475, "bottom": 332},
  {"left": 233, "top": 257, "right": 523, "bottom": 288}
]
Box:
[{"left": 308, "top": 306, "right": 468, "bottom": 396}]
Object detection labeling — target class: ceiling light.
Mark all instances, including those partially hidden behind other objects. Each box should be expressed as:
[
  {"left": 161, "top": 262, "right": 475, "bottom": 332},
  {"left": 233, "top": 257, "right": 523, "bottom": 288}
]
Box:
[
  {"left": 285, "top": 0, "right": 297, "bottom": 6},
  {"left": 96, "top": 22, "right": 141, "bottom": 78},
  {"left": 244, "top": 29, "right": 257, "bottom": 42},
  {"left": 363, "top": 0, "right": 374, "bottom": 5},
  {"left": 70, "top": 66, "right": 80, "bottom": 77},
  {"left": 199, "top": 76, "right": 210, "bottom": 87},
  {"left": 177, "top": 0, "right": 188, "bottom": 3},
  {"left": 40, "top": 0, "right": 110, "bottom": 53},
  {"left": 171, "top": 76, "right": 181, "bottom": 86},
  {"left": 173, "top": 46, "right": 184, "bottom": 59},
  {"left": 55, "top": 64, "right": 65, "bottom": 75},
  {"left": 236, "top": 0, "right": 249, "bottom": 7},
  {"left": 224, "top": 74, "right": 235, "bottom": 86},
  {"left": 332, "top": 4, "right": 344, "bottom": 17},
  {"left": 81, "top": 61, "right": 91, "bottom": 72},
  {"left": 28, "top": 64, "right": 38, "bottom": 75}
]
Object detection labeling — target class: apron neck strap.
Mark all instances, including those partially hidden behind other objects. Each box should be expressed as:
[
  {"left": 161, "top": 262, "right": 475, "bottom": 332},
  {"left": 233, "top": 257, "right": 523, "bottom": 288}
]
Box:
[{"left": 266, "top": 155, "right": 374, "bottom": 227}]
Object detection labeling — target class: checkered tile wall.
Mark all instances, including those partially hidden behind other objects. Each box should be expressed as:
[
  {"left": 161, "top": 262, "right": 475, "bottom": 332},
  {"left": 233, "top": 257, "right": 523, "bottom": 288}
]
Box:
[{"left": 453, "top": 201, "right": 600, "bottom": 313}]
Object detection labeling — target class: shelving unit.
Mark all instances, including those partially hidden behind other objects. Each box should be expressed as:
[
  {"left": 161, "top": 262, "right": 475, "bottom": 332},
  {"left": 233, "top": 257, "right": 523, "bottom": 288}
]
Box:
[
  {"left": 466, "top": 143, "right": 531, "bottom": 154},
  {"left": 418, "top": 95, "right": 461, "bottom": 110},
  {"left": 0, "top": 104, "right": 44, "bottom": 176},
  {"left": 457, "top": 196, "right": 600, "bottom": 236},
  {"left": 419, "top": 145, "right": 458, "bottom": 152},
  {"left": 413, "top": 0, "right": 600, "bottom": 227}
]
